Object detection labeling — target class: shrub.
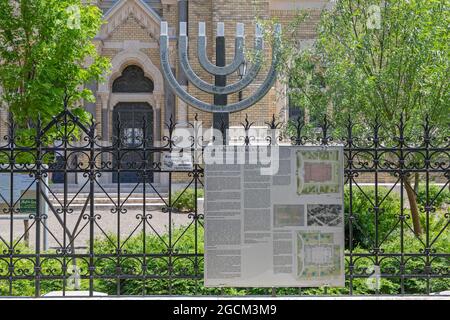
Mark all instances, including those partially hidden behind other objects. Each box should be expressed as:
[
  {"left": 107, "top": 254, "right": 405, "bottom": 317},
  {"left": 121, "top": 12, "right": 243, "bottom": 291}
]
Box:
[
  {"left": 349, "top": 229, "right": 450, "bottom": 294},
  {"left": 171, "top": 188, "right": 204, "bottom": 213},
  {"left": 1, "top": 184, "right": 448, "bottom": 296},
  {"left": 344, "top": 186, "right": 401, "bottom": 249},
  {"left": 416, "top": 184, "right": 450, "bottom": 210},
  {"left": 0, "top": 243, "right": 70, "bottom": 296},
  {"left": 91, "top": 226, "right": 231, "bottom": 296},
  {"left": 1, "top": 222, "right": 448, "bottom": 296}
]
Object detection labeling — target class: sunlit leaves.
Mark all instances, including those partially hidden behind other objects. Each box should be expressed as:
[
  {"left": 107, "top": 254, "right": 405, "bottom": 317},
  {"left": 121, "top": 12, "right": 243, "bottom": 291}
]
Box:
[
  {"left": 0, "top": 0, "right": 110, "bottom": 131},
  {"left": 273, "top": 0, "right": 448, "bottom": 139}
]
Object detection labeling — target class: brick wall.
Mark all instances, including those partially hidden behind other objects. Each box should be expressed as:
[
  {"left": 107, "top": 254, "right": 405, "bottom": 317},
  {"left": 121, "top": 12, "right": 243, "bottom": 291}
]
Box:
[
  {"left": 186, "top": 0, "right": 214, "bottom": 127},
  {"left": 270, "top": 8, "right": 322, "bottom": 40}
]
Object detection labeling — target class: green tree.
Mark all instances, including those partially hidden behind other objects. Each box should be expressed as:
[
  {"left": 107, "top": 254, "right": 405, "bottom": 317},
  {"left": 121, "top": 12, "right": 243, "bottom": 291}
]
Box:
[
  {"left": 0, "top": 0, "right": 109, "bottom": 131},
  {"left": 275, "top": 0, "right": 449, "bottom": 235},
  {"left": 0, "top": 0, "right": 110, "bottom": 246}
]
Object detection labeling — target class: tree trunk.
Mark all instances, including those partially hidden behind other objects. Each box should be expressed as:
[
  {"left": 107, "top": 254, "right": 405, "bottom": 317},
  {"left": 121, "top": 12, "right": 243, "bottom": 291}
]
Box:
[
  {"left": 404, "top": 178, "right": 422, "bottom": 236},
  {"left": 413, "top": 172, "right": 420, "bottom": 193},
  {"left": 23, "top": 220, "right": 29, "bottom": 247}
]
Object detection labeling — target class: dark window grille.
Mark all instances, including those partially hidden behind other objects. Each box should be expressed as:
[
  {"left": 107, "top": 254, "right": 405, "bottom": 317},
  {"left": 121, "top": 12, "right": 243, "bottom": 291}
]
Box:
[{"left": 112, "top": 65, "right": 154, "bottom": 93}]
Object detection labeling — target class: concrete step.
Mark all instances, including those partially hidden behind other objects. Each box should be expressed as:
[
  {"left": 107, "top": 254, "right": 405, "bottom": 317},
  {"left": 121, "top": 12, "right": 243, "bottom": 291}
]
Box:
[
  {"left": 46, "top": 179, "right": 169, "bottom": 207},
  {"left": 46, "top": 198, "right": 167, "bottom": 210},
  {"left": 47, "top": 193, "right": 168, "bottom": 210},
  {"left": 45, "top": 184, "right": 199, "bottom": 210}
]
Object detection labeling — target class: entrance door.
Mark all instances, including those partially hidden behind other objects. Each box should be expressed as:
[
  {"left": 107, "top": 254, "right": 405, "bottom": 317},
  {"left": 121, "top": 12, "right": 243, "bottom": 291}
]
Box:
[{"left": 113, "top": 102, "right": 153, "bottom": 183}]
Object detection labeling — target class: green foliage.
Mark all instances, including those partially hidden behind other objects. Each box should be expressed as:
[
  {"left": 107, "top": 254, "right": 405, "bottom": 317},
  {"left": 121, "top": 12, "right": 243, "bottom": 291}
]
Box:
[
  {"left": 1, "top": 216, "right": 448, "bottom": 296},
  {"left": 172, "top": 188, "right": 204, "bottom": 213},
  {"left": 92, "top": 228, "right": 193, "bottom": 295},
  {"left": 321, "top": 0, "right": 449, "bottom": 136},
  {"left": 270, "top": 1, "right": 449, "bottom": 236},
  {"left": 273, "top": 0, "right": 449, "bottom": 139},
  {"left": 91, "top": 227, "right": 233, "bottom": 296},
  {"left": 343, "top": 185, "right": 449, "bottom": 294},
  {"left": 350, "top": 231, "right": 450, "bottom": 294},
  {"left": 416, "top": 184, "right": 450, "bottom": 210},
  {"left": 0, "top": 243, "right": 67, "bottom": 296},
  {"left": 344, "top": 186, "right": 401, "bottom": 249},
  {"left": 0, "top": 0, "right": 110, "bottom": 137},
  {"left": 344, "top": 185, "right": 449, "bottom": 247}
]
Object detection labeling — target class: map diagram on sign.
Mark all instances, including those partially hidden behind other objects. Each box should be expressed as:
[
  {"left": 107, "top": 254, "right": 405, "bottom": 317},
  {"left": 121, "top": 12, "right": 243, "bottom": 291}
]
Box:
[
  {"left": 297, "top": 149, "right": 341, "bottom": 195},
  {"left": 296, "top": 231, "right": 341, "bottom": 282}
]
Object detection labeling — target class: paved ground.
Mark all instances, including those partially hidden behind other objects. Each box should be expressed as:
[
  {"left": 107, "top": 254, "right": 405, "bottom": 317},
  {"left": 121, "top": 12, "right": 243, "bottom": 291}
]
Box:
[{"left": 0, "top": 208, "right": 197, "bottom": 251}]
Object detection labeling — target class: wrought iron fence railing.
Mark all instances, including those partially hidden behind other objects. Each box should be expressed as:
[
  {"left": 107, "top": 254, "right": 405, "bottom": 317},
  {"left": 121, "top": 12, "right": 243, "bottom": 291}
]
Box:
[{"left": 0, "top": 108, "right": 448, "bottom": 297}]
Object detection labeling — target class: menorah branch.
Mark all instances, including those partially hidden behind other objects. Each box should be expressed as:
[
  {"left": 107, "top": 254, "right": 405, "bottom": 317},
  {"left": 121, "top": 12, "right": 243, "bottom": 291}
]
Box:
[
  {"left": 197, "top": 22, "right": 246, "bottom": 76},
  {"left": 160, "top": 22, "right": 281, "bottom": 114},
  {"left": 179, "top": 22, "right": 263, "bottom": 95}
]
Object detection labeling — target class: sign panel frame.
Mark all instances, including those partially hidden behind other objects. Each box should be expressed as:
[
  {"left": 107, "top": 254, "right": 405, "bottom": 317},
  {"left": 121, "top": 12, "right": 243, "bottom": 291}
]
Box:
[{"left": 204, "top": 145, "right": 345, "bottom": 288}]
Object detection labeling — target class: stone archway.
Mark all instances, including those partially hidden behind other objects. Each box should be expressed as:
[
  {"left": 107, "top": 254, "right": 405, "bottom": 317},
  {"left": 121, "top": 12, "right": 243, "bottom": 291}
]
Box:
[
  {"left": 100, "top": 49, "right": 164, "bottom": 95},
  {"left": 97, "top": 50, "right": 164, "bottom": 144}
]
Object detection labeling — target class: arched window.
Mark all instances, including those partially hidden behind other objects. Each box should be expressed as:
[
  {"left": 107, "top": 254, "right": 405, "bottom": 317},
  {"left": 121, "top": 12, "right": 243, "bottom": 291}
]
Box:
[{"left": 112, "top": 65, "right": 154, "bottom": 93}]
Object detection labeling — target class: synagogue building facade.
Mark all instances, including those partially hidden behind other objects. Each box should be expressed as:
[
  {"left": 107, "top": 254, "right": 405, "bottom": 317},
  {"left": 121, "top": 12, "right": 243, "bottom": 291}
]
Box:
[
  {"left": 0, "top": 0, "right": 328, "bottom": 185},
  {"left": 90, "top": 0, "right": 325, "bottom": 147}
]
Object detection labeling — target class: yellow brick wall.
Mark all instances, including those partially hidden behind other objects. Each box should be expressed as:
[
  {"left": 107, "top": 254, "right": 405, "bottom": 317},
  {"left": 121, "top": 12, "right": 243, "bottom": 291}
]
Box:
[
  {"left": 0, "top": 108, "right": 8, "bottom": 140},
  {"left": 161, "top": 3, "right": 178, "bottom": 134},
  {"left": 270, "top": 8, "right": 322, "bottom": 39},
  {"left": 108, "top": 15, "right": 155, "bottom": 41}
]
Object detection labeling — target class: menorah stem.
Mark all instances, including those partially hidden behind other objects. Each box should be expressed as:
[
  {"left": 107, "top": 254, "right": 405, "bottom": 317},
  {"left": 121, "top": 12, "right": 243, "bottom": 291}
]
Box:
[
  {"left": 213, "top": 23, "right": 229, "bottom": 139},
  {"left": 177, "top": 1, "right": 188, "bottom": 125}
]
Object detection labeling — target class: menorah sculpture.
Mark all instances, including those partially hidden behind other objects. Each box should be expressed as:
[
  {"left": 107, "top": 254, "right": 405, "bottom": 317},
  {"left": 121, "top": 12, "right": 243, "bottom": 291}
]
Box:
[{"left": 160, "top": 21, "right": 281, "bottom": 116}]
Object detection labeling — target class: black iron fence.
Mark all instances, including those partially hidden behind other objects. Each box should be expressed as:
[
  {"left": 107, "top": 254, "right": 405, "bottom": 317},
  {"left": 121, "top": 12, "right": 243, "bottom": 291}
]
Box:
[{"left": 0, "top": 108, "right": 448, "bottom": 297}]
